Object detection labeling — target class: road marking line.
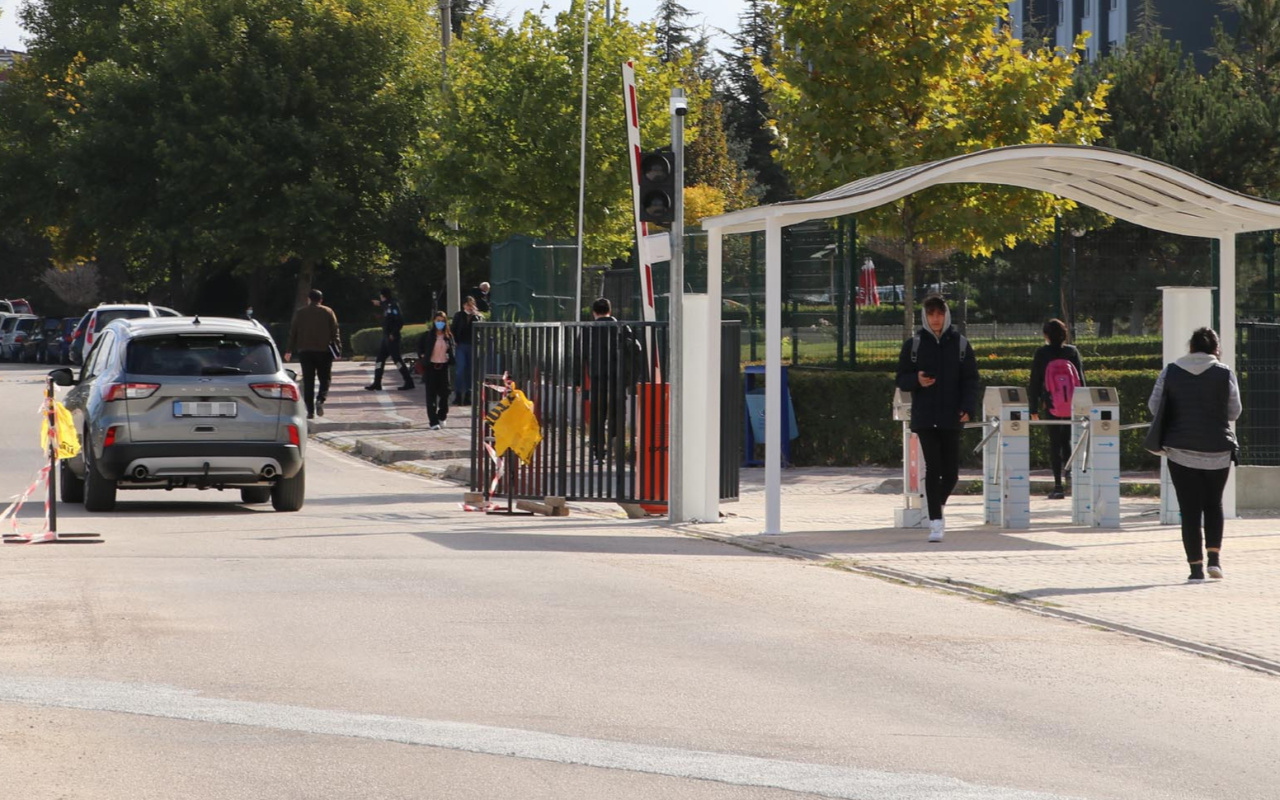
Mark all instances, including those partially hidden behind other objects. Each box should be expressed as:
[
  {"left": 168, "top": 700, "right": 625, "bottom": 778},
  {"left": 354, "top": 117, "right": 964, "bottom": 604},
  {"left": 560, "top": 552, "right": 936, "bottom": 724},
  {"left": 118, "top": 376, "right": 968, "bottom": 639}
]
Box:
[{"left": 0, "top": 675, "right": 1080, "bottom": 800}]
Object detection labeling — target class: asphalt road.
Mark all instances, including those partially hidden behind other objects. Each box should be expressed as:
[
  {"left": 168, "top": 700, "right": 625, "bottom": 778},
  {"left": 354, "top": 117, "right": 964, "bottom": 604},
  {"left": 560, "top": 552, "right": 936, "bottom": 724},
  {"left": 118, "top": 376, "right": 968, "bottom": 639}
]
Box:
[{"left": 1, "top": 362, "right": 1278, "bottom": 800}]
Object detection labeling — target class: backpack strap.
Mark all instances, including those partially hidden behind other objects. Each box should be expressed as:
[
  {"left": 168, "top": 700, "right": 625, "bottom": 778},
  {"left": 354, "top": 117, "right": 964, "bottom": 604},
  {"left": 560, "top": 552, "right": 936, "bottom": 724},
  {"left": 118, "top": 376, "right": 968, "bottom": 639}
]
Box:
[{"left": 910, "top": 333, "right": 920, "bottom": 363}]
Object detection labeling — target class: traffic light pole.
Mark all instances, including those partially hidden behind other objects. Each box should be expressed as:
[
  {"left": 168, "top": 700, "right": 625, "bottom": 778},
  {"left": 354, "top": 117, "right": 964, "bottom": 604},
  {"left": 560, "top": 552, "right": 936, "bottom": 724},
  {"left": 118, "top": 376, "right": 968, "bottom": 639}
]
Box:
[{"left": 668, "top": 88, "right": 686, "bottom": 523}]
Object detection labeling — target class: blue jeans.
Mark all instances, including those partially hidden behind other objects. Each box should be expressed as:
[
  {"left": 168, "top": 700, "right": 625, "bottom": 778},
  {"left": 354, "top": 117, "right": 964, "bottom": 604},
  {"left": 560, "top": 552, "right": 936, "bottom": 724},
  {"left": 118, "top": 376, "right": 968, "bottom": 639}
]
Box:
[{"left": 454, "top": 343, "right": 473, "bottom": 402}]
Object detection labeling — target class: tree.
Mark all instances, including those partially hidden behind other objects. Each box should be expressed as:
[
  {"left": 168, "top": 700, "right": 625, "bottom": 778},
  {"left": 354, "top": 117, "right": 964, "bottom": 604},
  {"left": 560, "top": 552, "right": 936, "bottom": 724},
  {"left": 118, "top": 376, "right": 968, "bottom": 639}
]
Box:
[
  {"left": 720, "top": 0, "right": 790, "bottom": 204},
  {"left": 653, "top": 0, "right": 694, "bottom": 64},
  {"left": 686, "top": 99, "right": 753, "bottom": 212},
  {"left": 0, "top": 0, "right": 438, "bottom": 312},
  {"left": 1209, "top": 0, "right": 1280, "bottom": 199},
  {"left": 762, "top": 0, "right": 1110, "bottom": 335},
  {"left": 415, "top": 0, "right": 696, "bottom": 264}
]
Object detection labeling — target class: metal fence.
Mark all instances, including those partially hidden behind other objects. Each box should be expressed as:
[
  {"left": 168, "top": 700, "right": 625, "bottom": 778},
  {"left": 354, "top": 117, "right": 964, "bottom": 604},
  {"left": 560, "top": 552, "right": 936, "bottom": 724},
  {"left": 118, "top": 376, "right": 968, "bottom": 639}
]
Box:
[
  {"left": 469, "top": 321, "right": 741, "bottom": 505},
  {"left": 1237, "top": 322, "right": 1280, "bottom": 466}
]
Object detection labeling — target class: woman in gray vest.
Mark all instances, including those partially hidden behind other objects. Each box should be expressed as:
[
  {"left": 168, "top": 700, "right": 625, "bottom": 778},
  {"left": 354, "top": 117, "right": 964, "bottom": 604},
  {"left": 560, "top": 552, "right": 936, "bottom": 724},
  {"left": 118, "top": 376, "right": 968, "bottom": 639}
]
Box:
[{"left": 1147, "top": 328, "right": 1241, "bottom": 582}]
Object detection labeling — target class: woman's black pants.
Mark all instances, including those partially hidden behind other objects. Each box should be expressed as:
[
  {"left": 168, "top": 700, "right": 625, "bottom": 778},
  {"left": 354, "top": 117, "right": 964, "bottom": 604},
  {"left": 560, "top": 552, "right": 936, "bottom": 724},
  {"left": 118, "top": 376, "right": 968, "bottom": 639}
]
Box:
[
  {"left": 1046, "top": 414, "right": 1071, "bottom": 485},
  {"left": 423, "top": 364, "right": 451, "bottom": 426},
  {"left": 916, "top": 428, "right": 961, "bottom": 521},
  {"left": 1167, "top": 461, "right": 1229, "bottom": 563}
]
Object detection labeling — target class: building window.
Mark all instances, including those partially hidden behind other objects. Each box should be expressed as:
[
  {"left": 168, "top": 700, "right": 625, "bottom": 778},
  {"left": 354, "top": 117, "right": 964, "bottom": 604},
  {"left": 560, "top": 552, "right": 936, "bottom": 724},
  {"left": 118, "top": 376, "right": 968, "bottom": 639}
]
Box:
[
  {"left": 1110, "top": 0, "right": 1118, "bottom": 8},
  {"left": 1058, "top": 0, "right": 1065, "bottom": 25},
  {"left": 1083, "top": 0, "right": 1091, "bottom": 15}
]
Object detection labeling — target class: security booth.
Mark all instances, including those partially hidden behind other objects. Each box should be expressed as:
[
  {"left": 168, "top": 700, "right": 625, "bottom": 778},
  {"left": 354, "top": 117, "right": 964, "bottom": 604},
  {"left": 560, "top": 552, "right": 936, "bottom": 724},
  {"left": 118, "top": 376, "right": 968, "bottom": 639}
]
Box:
[
  {"left": 981, "top": 387, "right": 1031, "bottom": 529},
  {"left": 891, "top": 389, "right": 928, "bottom": 528},
  {"left": 1070, "top": 386, "right": 1122, "bottom": 528}
]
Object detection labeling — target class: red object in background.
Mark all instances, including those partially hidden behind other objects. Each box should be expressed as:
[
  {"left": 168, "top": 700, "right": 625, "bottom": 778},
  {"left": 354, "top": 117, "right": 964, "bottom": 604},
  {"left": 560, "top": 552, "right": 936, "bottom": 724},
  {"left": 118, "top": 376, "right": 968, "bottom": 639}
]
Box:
[{"left": 857, "top": 258, "right": 880, "bottom": 307}]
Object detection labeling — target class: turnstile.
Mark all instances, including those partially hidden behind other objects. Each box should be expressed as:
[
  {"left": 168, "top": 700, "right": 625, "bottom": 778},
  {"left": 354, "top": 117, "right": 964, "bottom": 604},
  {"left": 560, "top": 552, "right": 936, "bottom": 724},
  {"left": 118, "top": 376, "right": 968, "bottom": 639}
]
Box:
[
  {"left": 892, "top": 389, "right": 928, "bottom": 528},
  {"left": 981, "top": 387, "right": 1031, "bottom": 529},
  {"left": 1070, "top": 386, "right": 1122, "bottom": 528}
]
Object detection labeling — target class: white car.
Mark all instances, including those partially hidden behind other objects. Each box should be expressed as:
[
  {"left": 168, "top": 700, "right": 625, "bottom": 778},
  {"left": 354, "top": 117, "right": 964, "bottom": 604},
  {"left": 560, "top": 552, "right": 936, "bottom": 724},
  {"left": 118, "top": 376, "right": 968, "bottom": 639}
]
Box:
[{"left": 0, "top": 314, "right": 37, "bottom": 360}]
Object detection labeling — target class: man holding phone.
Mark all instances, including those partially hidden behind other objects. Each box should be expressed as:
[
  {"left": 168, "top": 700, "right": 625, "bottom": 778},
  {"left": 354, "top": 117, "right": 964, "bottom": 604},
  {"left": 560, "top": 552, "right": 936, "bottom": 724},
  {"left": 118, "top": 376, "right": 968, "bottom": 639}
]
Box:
[{"left": 895, "top": 294, "right": 979, "bottom": 542}]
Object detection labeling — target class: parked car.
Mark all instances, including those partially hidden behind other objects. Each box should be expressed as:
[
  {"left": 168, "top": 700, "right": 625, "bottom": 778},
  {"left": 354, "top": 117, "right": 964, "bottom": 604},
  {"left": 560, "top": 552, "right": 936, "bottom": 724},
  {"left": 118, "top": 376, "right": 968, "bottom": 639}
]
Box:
[
  {"left": 68, "top": 303, "right": 180, "bottom": 365},
  {"left": 20, "top": 317, "right": 64, "bottom": 363},
  {"left": 0, "top": 314, "right": 37, "bottom": 360},
  {"left": 50, "top": 316, "right": 306, "bottom": 512},
  {"left": 0, "top": 298, "right": 34, "bottom": 315},
  {"left": 52, "top": 316, "right": 82, "bottom": 364}
]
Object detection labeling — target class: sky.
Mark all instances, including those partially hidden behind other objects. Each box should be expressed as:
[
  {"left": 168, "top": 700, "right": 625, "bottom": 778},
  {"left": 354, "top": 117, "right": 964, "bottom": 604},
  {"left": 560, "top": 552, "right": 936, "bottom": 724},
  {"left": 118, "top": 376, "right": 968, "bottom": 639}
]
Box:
[{"left": 1, "top": 0, "right": 745, "bottom": 53}]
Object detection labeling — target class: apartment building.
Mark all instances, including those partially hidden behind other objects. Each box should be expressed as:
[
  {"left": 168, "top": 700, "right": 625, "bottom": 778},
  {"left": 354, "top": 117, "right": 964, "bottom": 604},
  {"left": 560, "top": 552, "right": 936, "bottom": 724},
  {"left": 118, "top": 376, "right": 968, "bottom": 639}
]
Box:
[{"left": 1009, "top": 0, "right": 1236, "bottom": 70}]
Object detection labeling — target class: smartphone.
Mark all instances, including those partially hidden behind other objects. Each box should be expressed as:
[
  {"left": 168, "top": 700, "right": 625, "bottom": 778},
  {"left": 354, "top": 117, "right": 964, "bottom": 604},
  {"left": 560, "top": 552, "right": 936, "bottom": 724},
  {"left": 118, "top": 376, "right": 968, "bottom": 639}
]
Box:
[{"left": 921, "top": 372, "right": 934, "bottom": 379}]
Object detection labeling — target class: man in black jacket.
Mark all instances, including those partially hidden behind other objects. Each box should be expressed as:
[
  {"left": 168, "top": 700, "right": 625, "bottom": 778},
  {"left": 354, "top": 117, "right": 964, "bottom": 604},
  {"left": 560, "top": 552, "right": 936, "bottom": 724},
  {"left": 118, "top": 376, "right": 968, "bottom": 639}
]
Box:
[
  {"left": 365, "top": 288, "right": 414, "bottom": 391},
  {"left": 586, "top": 297, "right": 620, "bottom": 462},
  {"left": 450, "top": 296, "right": 483, "bottom": 406},
  {"left": 895, "top": 294, "right": 979, "bottom": 543}
]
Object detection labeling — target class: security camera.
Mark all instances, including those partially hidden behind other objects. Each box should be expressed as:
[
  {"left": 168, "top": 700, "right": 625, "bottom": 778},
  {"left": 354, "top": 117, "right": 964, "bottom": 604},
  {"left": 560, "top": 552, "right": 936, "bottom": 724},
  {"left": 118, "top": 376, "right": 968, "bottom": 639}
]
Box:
[{"left": 671, "top": 96, "right": 688, "bottom": 117}]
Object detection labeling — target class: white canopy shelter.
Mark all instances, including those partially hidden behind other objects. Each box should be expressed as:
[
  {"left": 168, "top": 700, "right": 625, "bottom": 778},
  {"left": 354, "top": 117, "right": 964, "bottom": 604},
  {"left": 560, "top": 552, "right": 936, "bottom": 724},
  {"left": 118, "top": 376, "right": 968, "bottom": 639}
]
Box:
[{"left": 694, "top": 144, "right": 1280, "bottom": 533}]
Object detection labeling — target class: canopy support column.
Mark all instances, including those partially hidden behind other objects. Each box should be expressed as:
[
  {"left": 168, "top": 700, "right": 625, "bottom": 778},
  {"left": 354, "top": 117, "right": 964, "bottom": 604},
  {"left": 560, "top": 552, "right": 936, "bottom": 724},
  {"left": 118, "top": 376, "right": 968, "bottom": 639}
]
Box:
[
  {"left": 765, "top": 217, "right": 783, "bottom": 535},
  {"left": 1220, "top": 234, "right": 1238, "bottom": 519}
]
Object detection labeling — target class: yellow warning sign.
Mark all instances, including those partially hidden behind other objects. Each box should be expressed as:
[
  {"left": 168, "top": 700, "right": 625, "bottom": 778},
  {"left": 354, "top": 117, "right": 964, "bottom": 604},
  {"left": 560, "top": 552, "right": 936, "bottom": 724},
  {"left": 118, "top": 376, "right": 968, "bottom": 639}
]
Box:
[
  {"left": 41, "top": 401, "right": 82, "bottom": 460},
  {"left": 485, "top": 389, "right": 542, "bottom": 465}
]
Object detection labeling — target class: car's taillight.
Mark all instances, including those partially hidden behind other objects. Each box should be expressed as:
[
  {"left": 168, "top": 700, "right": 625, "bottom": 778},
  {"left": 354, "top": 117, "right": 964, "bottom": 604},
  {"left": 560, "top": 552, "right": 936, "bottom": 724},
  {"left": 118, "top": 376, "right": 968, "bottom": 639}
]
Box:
[
  {"left": 103, "top": 425, "right": 120, "bottom": 448},
  {"left": 14, "top": 333, "right": 25, "bottom": 342},
  {"left": 104, "top": 383, "right": 160, "bottom": 402},
  {"left": 251, "top": 382, "right": 299, "bottom": 402},
  {"left": 86, "top": 317, "right": 96, "bottom": 347},
  {"left": 286, "top": 424, "right": 300, "bottom": 446}
]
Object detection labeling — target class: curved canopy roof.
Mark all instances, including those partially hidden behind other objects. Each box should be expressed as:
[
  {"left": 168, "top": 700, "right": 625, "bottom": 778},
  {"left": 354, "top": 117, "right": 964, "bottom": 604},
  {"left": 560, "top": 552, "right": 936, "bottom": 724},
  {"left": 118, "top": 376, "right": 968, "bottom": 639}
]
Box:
[{"left": 701, "top": 144, "right": 1280, "bottom": 238}]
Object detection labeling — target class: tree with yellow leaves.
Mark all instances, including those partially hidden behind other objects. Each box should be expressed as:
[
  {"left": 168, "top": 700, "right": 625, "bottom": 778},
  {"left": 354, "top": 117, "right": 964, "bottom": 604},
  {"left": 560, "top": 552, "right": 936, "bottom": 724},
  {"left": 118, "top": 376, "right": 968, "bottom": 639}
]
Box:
[{"left": 762, "top": 0, "right": 1110, "bottom": 335}]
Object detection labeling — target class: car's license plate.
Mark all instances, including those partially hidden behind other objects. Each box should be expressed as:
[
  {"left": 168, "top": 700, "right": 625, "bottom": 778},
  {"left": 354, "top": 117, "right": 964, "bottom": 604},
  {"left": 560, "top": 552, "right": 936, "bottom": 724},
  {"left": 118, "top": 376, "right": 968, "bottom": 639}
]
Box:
[{"left": 173, "top": 401, "right": 238, "bottom": 418}]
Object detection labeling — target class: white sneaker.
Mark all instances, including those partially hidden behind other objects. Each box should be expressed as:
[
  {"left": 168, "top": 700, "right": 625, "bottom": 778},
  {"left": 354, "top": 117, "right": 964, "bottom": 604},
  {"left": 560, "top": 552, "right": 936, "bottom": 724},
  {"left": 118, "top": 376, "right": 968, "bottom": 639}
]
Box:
[
  {"left": 438, "top": 419, "right": 447, "bottom": 428},
  {"left": 429, "top": 423, "right": 441, "bottom": 431},
  {"left": 927, "top": 519, "right": 945, "bottom": 543}
]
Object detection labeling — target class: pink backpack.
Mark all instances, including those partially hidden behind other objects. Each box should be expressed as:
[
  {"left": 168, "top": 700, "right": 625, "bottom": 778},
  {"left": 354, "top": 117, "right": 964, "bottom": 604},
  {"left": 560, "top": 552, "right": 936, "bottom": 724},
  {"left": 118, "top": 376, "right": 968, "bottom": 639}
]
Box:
[{"left": 1044, "top": 358, "right": 1083, "bottom": 418}]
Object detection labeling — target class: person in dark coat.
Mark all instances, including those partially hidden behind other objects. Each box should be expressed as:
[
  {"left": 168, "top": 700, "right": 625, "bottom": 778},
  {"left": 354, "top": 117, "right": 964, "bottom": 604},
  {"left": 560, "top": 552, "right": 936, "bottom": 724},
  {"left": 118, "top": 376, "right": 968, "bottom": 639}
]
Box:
[
  {"left": 586, "top": 297, "right": 620, "bottom": 462},
  {"left": 451, "top": 296, "right": 483, "bottom": 406},
  {"left": 417, "top": 311, "right": 456, "bottom": 430},
  {"left": 1028, "top": 319, "right": 1086, "bottom": 499},
  {"left": 1147, "top": 327, "right": 1241, "bottom": 582},
  {"left": 365, "top": 287, "right": 414, "bottom": 391},
  {"left": 895, "top": 294, "right": 979, "bottom": 543}
]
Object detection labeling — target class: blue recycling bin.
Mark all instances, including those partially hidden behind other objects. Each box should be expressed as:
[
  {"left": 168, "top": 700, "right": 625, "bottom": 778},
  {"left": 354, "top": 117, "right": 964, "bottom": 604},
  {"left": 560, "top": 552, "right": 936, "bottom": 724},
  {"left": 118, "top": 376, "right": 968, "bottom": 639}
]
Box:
[{"left": 743, "top": 365, "right": 798, "bottom": 467}]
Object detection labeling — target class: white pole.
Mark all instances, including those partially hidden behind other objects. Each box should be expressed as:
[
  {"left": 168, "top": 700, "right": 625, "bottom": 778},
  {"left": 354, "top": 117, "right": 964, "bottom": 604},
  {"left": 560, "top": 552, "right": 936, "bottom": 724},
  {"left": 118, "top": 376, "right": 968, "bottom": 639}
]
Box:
[
  {"left": 574, "top": 0, "right": 591, "bottom": 321},
  {"left": 765, "top": 216, "right": 783, "bottom": 535},
  {"left": 668, "top": 88, "right": 686, "bottom": 523},
  {"left": 439, "top": 0, "right": 461, "bottom": 315},
  {"left": 1220, "top": 235, "right": 1238, "bottom": 519}
]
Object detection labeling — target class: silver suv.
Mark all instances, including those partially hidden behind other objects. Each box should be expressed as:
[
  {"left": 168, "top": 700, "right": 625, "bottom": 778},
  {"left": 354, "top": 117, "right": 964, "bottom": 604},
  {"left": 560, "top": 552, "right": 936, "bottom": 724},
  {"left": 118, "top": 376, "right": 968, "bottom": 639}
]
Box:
[{"left": 50, "top": 316, "right": 307, "bottom": 512}]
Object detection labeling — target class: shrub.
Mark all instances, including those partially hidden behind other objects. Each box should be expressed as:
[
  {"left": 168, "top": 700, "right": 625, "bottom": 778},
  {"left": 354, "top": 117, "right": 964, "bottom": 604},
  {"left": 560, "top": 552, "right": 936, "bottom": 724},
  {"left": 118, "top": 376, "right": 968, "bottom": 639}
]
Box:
[
  {"left": 351, "top": 324, "right": 430, "bottom": 357},
  {"left": 784, "top": 367, "right": 1160, "bottom": 470}
]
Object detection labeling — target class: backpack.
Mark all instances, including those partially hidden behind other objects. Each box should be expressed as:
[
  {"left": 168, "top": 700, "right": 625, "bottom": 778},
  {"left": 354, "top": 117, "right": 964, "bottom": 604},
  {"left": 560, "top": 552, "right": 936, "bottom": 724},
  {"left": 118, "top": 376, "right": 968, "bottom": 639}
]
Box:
[
  {"left": 909, "top": 331, "right": 969, "bottom": 366},
  {"left": 1044, "top": 357, "right": 1083, "bottom": 418},
  {"left": 620, "top": 324, "right": 647, "bottom": 388}
]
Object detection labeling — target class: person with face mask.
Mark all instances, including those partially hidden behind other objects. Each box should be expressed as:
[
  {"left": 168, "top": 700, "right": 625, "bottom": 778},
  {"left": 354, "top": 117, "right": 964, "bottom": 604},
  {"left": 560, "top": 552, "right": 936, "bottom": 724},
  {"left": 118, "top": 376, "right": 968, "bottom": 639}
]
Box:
[
  {"left": 895, "top": 294, "right": 980, "bottom": 543},
  {"left": 417, "top": 311, "right": 456, "bottom": 430}
]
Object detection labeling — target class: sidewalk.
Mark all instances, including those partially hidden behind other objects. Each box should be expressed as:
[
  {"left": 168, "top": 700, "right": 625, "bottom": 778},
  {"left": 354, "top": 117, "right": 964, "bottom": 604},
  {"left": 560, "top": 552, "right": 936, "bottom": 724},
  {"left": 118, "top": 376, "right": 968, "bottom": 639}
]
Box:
[{"left": 309, "top": 362, "right": 1280, "bottom": 676}]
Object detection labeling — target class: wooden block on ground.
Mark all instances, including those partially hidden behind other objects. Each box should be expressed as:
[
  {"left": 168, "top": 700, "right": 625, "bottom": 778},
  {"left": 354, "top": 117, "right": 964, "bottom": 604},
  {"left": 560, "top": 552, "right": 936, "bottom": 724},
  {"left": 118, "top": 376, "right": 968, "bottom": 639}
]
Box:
[
  {"left": 463, "top": 492, "right": 485, "bottom": 504},
  {"left": 516, "top": 499, "right": 555, "bottom": 516},
  {"left": 544, "top": 496, "right": 567, "bottom": 509},
  {"left": 618, "top": 502, "right": 649, "bottom": 520}
]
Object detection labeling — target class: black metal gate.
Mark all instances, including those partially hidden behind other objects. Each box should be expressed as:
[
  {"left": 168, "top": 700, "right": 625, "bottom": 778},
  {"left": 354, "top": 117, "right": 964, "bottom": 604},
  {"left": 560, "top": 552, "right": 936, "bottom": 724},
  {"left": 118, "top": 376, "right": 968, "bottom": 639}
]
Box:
[
  {"left": 1238, "top": 322, "right": 1280, "bottom": 465},
  {"left": 469, "top": 321, "right": 741, "bottom": 504}
]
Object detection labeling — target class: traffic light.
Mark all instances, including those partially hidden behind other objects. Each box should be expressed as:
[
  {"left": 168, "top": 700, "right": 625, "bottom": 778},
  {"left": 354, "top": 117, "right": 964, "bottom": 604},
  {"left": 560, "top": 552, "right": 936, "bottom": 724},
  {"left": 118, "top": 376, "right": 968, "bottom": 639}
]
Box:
[{"left": 638, "top": 148, "right": 676, "bottom": 226}]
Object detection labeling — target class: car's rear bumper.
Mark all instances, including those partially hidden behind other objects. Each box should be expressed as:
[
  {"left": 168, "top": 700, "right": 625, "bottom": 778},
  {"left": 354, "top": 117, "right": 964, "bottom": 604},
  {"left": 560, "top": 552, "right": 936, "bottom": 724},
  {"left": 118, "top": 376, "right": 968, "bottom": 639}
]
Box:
[{"left": 97, "top": 442, "right": 304, "bottom": 482}]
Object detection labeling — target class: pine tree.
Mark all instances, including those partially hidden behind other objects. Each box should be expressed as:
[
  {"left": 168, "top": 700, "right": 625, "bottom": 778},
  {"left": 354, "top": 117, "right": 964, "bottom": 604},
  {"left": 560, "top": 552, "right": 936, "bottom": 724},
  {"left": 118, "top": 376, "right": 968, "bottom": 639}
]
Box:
[
  {"left": 653, "top": 0, "right": 694, "bottom": 64},
  {"left": 720, "top": 0, "right": 792, "bottom": 203}
]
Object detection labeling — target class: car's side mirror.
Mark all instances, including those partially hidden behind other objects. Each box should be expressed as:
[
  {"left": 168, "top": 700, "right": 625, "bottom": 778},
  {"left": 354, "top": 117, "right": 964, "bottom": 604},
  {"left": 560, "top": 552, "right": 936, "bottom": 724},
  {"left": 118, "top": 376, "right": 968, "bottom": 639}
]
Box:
[
  {"left": 48, "top": 367, "right": 77, "bottom": 387},
  {"left": 285, "top": 369, "right": 298, "bottom": 382}
]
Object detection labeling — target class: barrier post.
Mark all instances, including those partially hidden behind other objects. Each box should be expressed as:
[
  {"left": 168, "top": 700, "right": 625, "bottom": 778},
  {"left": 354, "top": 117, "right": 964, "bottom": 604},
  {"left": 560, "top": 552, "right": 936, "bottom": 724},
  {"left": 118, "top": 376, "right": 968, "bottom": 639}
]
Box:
[{"left": 46, "top": 376, "right": 57, "bottom": 536}]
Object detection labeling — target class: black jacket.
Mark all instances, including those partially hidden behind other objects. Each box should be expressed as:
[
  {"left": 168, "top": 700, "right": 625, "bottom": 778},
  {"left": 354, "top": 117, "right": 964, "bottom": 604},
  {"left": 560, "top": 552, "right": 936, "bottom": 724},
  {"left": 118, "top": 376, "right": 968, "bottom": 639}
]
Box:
[
  {"left": 451, "top": 310, "right": 481, "bottom": 345},
  {"left": 380, "top": 298, "right": 405, "bottom": 336},
  {"left": 417, "top": 329, "right": 456, "bottom": 366},
  {"left": 895, "top": 324, "right": 979, "bottom": 432},
  {"left": 1028, "top": 343, "right": 1086, "bottom": 417},
  {"left": 1160, "top": 363, "right": 1238, "bottom": 454}
]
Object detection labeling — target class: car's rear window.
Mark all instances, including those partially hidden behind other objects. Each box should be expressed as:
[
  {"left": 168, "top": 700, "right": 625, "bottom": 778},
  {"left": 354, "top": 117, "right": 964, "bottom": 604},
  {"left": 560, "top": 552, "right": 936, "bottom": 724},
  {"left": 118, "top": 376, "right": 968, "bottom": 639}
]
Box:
[
  {"left": 127, "top": 335, "right": 278, "bottom": 376},
  {"left": 95, "top": 309, "right": 152, "bottom": 327},
  {"left": 15, "top": 318, "right": 37, "bottom": 331}
]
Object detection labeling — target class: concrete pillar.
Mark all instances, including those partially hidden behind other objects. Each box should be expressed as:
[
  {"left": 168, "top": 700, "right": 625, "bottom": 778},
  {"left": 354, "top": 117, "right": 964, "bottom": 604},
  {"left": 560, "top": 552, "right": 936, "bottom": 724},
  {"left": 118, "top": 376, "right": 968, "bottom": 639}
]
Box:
[{"left": 765, "top": 217, "right": 783, "bottom": 535}]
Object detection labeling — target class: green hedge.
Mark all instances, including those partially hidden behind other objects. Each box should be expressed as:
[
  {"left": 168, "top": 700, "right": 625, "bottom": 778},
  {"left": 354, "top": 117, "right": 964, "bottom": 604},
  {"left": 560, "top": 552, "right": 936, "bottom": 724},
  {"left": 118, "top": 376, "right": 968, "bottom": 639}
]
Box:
[
  {"left": 350, "top": 324, "right": 430, "bottom": 357},
  {"left": 847, "top": 353, "right": 1162, "bottom": 372},
  {"left": 786, "top": 368, "right": 1160, "bottom": 470}
]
